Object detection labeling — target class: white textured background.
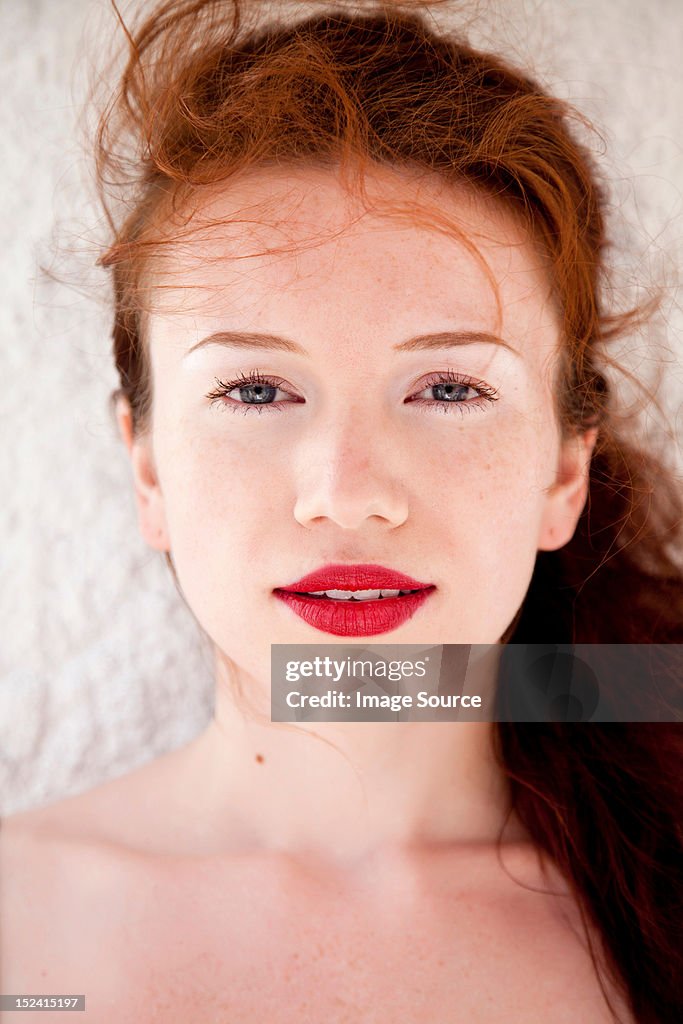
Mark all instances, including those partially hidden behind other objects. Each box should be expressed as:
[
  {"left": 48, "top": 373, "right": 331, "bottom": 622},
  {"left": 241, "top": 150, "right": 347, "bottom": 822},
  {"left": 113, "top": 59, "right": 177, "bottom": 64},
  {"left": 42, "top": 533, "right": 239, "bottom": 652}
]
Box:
[{"left": 2, "top": 0, "right": 682, "bottom": 814}]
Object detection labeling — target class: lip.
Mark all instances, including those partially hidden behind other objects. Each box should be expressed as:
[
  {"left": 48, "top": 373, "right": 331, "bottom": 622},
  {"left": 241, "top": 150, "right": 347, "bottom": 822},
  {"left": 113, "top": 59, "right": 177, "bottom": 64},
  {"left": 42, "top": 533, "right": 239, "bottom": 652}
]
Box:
[
  {"left": 277, "top": 563, "right": 434, "bottom": 593},
  {"left": 273, "top": 563, "right": 436, "bottom": 637}
]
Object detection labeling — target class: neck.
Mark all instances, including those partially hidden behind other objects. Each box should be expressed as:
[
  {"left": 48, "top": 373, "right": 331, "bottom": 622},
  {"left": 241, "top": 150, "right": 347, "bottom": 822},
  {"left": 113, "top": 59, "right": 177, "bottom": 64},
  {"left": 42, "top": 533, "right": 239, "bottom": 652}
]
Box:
[{"left": 174, "top": 646, "right": 526, "bottom": 868}]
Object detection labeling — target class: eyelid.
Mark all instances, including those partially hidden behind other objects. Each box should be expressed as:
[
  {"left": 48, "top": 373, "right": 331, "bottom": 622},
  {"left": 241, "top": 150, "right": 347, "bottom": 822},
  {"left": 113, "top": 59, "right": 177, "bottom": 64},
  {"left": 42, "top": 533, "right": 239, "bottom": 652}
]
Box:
[
  {"left": 205, "top": 370, "right": 298, "bottom": 404},
  {"left": 407, "top": 369, "right": 499, "bottom": 402}
]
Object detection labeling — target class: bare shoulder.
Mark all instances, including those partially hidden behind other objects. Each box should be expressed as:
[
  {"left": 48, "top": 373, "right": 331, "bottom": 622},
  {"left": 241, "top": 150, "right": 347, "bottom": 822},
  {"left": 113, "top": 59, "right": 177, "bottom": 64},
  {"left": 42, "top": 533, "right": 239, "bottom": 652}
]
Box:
[
  {"left": 0, "top": 764, "right": 186, "bottom": 1022},
  {"left": 0, "top": 800, "right": 129, "bottom": 1019},
  {"left": 0, "top": 747, "right": 193, "bottom": 981},
  {"left": 1, "top": 737, "right": 195, "bottom": 847},
  {"left": 407, "top": 841, "right": 635, "bottom": 1023},
  {"left": 0, "top": 766, "right": 165, "bottom": 935},
  {"left": 0, "top": 729, "right": 231, "bottom": 916}
]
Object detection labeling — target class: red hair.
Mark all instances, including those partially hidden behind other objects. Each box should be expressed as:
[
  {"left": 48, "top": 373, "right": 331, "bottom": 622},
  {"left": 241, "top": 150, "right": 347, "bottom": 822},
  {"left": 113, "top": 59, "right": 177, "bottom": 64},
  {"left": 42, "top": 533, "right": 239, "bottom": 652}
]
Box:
[{"left": 92, "top": 3, "right": 683, "bottom": 1020}]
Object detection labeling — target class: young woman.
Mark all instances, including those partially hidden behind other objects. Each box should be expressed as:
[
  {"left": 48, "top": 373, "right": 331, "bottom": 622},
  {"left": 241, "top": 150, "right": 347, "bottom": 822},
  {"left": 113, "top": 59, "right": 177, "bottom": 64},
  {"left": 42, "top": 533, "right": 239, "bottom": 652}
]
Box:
[{"left": 2, "top": 2, "right": 681, "bottom": 1022}]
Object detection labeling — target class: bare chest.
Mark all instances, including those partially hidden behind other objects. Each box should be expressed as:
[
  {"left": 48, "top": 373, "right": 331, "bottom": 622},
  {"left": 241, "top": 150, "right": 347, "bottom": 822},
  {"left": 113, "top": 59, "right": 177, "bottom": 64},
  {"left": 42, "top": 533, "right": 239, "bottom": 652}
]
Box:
[
  {"left": 125, "top": 909, "right": 617, "bottom": 1024},
  {"left": 3, "top": 844, "right": 628, "bottom": 1024}
]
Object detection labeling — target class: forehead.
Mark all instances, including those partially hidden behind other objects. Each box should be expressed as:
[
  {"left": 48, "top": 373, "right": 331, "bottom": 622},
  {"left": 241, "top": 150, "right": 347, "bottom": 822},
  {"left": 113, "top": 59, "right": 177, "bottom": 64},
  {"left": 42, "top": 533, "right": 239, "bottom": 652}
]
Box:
[{"left": 146, "top": 162, "right": 559, "bottom": 353}]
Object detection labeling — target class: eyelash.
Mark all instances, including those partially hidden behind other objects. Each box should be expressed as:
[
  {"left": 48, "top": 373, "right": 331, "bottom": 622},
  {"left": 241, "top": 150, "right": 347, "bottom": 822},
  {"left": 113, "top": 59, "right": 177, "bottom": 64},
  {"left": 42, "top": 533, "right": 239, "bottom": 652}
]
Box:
[{"left": 205, "top": 368, "right": 500, "bottom": 417}]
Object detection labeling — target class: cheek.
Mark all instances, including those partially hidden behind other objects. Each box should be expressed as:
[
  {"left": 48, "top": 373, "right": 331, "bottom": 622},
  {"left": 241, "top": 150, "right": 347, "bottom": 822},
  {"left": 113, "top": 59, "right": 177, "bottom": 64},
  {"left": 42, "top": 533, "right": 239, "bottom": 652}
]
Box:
[
  {"left": 419, "top": 423, "right": 553, "bottom": 611},
  {"left": 156, "top": 428, "right": 289, "bottom": 579},
  {"left": 419, "top": 419, "right": 552, "bottom": 533}
]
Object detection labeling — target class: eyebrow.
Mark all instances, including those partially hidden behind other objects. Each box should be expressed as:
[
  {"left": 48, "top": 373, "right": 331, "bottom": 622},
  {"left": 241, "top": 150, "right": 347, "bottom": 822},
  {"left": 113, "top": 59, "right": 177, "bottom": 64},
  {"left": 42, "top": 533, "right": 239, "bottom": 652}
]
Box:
[{"left": 184, "top": 329, "right": 520, "bottom": 358}]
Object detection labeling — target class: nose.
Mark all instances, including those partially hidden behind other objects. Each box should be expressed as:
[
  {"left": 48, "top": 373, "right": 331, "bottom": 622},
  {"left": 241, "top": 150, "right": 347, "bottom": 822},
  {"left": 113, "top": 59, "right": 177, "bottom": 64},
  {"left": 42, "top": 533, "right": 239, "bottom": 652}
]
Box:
[{"left": 292, "top": 408, "right": 409, "bottom": 531}]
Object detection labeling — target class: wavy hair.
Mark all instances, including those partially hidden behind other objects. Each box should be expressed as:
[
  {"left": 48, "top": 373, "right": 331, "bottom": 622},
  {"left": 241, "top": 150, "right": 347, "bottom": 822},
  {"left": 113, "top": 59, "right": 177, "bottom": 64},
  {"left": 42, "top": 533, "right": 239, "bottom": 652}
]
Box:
[{"left": 91, "top": 2, "right": 683, "bottom": 1020}]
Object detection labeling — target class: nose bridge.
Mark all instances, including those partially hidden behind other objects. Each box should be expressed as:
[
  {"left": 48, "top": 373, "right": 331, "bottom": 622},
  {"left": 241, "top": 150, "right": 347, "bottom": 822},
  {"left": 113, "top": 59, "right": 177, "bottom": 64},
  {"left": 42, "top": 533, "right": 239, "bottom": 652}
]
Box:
[{"left": 293, "top": 400, "right": 408, "bottom": 530}]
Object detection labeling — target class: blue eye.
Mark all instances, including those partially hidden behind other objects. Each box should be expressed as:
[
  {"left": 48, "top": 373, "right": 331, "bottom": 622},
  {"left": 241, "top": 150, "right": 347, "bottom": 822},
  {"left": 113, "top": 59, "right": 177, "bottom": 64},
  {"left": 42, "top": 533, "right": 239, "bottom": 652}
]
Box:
[
  {"left": 205, "top": 368, "right": 499, "bottom": 416},
  {"left": 206, "top": 371, "right": 298, "bottom": 414},
  {"left": 406, "top": 371, "right": 500, "bottom": 416}
]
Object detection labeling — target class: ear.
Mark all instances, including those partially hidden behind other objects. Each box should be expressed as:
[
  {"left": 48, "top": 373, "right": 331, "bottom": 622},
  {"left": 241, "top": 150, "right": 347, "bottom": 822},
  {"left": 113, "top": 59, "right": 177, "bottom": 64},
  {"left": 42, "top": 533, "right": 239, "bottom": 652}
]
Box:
[
  {"left": 115, "top": 396, "right": 170, "bottom": 552},
  {"left": 537, "top": 427, "right": 598, "bottom": 552}
]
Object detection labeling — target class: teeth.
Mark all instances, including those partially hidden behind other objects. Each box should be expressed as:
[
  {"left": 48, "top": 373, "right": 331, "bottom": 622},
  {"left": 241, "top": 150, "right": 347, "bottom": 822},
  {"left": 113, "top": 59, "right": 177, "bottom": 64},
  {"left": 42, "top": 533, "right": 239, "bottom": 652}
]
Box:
[{"left": 304, "top": 588, "right": 416, "bottom": 600}]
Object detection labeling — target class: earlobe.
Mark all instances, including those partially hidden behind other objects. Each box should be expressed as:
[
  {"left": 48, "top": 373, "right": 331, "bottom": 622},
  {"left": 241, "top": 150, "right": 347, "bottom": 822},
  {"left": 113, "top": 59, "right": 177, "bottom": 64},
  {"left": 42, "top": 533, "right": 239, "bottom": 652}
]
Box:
[
  {"left": 538, "top": 428, "right": 598, "bottom": 552},
  {"left": 115, "top": 396, "right": 170, "bottom": 553}
]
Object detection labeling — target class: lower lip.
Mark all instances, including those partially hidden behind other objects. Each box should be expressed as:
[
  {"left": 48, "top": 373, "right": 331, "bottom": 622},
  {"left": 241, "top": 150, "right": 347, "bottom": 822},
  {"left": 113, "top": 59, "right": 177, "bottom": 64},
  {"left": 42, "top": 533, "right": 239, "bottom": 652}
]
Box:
[{"left": 273, "top": 588, "right": 436, "bottom": 637}]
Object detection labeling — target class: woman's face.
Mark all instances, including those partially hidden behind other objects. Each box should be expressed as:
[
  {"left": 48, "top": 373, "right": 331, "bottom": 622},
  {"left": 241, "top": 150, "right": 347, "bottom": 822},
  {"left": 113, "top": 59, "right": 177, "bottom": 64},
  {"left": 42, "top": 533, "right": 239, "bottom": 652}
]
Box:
[{"left": 121, "top": 163, "right": 594, "bottom": 677}]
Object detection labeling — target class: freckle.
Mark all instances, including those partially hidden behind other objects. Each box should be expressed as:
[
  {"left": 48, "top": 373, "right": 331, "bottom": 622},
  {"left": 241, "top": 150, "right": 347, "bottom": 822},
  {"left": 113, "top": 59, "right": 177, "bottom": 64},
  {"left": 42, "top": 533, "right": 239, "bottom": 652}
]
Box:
[{"left": 255, "top": 753, "right": 265, "bottom": 764}]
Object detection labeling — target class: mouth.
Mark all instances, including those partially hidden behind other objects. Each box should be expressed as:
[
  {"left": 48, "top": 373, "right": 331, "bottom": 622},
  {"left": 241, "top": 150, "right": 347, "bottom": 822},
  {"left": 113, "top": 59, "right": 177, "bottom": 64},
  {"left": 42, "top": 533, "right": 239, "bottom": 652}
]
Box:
[{"left": 273, "top": 563, "right": 436, "bottom": 637}]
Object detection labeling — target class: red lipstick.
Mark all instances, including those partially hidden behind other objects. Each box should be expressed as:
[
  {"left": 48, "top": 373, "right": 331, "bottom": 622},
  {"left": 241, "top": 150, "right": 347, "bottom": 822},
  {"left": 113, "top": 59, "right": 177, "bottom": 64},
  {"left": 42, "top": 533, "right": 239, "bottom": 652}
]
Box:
[{"left": 273, "top": 563, "right": 436, "bottom": 637}]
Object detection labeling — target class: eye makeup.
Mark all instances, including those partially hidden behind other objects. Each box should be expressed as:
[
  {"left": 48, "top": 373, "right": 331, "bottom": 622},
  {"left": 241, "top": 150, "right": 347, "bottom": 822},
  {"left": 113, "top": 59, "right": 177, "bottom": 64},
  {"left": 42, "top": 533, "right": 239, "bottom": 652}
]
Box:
[{"left": 204, "top": 368, "right": 500, "bottom": 418}]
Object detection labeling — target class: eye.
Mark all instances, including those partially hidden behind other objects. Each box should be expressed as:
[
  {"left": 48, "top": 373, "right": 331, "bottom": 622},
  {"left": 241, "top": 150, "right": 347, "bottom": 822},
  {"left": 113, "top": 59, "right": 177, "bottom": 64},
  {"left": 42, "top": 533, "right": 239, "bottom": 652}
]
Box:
[
  {"left": 406, "top": 370, "right": 500, "bottom": 416},
  {"left": 205, "top": 368, "right": 500, "bottom": 416},
  {"left": 205, "top": 371, "right": 301, "bottom": 414}
]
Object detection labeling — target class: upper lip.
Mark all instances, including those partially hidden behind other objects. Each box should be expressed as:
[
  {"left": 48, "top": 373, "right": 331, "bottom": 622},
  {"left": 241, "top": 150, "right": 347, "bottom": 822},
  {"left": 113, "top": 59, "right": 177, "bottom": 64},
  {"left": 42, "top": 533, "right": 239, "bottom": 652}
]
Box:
[{"left": 275, "top": 563, "right": 435, "bottom": 593}]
